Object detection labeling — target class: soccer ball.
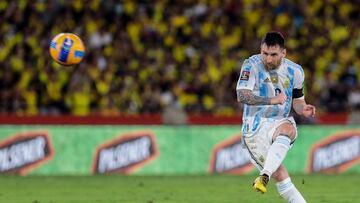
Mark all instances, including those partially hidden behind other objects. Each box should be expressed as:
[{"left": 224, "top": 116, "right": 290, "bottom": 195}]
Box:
[{"left": 49, "top": 33, "right": 85, "bottom": 66}]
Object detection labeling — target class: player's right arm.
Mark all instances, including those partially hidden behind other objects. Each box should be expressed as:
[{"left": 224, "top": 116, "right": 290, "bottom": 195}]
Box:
[
  {"left": 237, "top": 89, "right": 286, "bottom": 105},
  {"left": 236, "top": 59, "right": 286, "bottom": 105}
]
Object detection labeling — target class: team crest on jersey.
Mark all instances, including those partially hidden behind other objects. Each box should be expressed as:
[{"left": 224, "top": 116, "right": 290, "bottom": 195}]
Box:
[
  {"left": 283, "top": 78, "right": 290, "bottom": 88},
  {"left": 269, "top": 71, "right": 278, "bottom": 84},
  {"left": 240, "top": 71, "right": 250, "bottom": 81}
]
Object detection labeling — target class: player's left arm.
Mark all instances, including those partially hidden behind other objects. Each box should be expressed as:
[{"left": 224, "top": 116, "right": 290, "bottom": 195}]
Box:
[
  {"left": 291, "top": 67, "right": 316, "bottom": 118},
  {"left": 293, "top": 97, "right": 316, "bottom": 118}
]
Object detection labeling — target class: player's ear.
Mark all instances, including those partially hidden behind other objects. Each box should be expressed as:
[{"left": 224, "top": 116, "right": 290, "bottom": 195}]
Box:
[{"left": 282, "top": 48, "right": 286, "bottom": 57}]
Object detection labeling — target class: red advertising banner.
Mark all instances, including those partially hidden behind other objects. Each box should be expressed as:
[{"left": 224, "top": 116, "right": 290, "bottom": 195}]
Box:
[
  {"left": 0, "top": 131, "right": 55, "bottom": 175},
  {"left": 92, "top": 131, "right": 159, "bottom": 174},
  {"left": 307, "top": 130, "right": 360, "bottom": 173},
  {"left": 209, "top": 135, "right": 254, "bottom": 174}
]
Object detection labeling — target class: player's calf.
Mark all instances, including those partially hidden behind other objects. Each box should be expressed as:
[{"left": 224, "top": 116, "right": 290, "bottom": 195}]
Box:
[
  {"left": 260, "top": 123, "right": 295, "bottom": 178},
  {"left": 260, "top": 134, "right": 291, "bottom": 177}
]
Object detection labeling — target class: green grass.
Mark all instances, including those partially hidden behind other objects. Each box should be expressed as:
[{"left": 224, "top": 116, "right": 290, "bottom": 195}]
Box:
[{"left": 0, "top": 174, "right": 358, "bottom": 203}]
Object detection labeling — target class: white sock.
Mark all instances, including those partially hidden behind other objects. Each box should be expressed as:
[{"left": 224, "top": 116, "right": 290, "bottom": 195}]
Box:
[
  {"left": 276, "top": 177, "right": 306, "bottom": 203},
  {"left": 261, "top": 135, "right": 291, "bottom": 177}
]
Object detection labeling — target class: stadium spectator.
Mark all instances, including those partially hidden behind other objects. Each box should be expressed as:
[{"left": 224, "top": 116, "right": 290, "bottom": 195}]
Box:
[{"left": 0, "top": 0, "right": 359, "bottom": 118}]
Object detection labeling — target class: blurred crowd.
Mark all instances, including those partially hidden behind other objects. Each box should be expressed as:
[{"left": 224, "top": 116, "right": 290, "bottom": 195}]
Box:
[{"left": 0, "top": 0, "right": 359, "bottom": 116}]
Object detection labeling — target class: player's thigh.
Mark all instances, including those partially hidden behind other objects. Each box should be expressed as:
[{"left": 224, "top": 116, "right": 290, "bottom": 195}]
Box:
[
  {"left": 272, "top": 122, "right": 297, "bottom": 142},
  {"left": 243, "top": 122, "right": 273, "bottom": 169},
  {"left": 272, "top": 165, "right": 290, "bottom": 182}
]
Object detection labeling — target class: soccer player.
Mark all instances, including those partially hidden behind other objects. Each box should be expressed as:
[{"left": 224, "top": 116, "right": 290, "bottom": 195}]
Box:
[{"left": 236, "top": 31, "right": 315, "bottom": 203}]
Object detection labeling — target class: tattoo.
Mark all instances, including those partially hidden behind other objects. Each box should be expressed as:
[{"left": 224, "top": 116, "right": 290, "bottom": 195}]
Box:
[{"left": 237, "top": 89, "right": 271, "bottom": 105}]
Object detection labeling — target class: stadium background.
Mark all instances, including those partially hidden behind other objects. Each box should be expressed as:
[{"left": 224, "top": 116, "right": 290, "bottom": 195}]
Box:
[{"left": 0, "top": 0, "right": 359, "bottom": 202}]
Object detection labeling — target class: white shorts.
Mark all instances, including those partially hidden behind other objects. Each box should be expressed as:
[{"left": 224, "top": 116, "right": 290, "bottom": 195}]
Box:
[{"left": 243, "top": 117, "right": 297, "bottom": 171}]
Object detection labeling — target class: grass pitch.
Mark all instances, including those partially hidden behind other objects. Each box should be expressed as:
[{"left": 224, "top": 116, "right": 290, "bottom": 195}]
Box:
[{"left": 0, "top": 174, "right": 358, "bottom": 203}]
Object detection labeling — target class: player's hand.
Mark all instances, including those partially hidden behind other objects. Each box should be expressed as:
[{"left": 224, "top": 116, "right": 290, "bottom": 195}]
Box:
[
  {"left": 271, "top": 92, "right": 287, "bottom": 105},
  {"left": 302, "top": 104, "right": 316, "bottom": 118}
]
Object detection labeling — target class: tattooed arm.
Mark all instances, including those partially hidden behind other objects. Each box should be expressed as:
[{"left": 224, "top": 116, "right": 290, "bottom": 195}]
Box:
[
  {"left": 236, "top": 89, "right": 287, "bottom": 105},
  {"left": 237, "top": 89, "right": 270, "bottom": 105}
]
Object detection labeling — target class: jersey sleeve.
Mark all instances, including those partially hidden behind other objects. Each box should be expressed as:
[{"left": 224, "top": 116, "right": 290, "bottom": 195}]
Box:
[
  {"left": 293, "top": 66, "right": 305, "bottom": 99},
  {"left": 236, "top": 59, "right": 256, "bottom": 91}
]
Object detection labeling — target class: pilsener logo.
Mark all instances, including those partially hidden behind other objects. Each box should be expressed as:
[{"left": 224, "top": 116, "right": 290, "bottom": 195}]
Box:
[
  {"left": 209, "top": 135, "right": 254, "bottom": 174},
  {"left": 92, "top": 131, "right": 159, "bottom": 174},
  {"left": 308, "top": 130, "right": 360, "bottom": 173},
  {"left": 0, "top": 131, "right": 54, "bottom": 175}
]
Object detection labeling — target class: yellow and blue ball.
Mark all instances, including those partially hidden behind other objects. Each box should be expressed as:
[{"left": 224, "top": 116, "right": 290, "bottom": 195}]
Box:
[{"left": 49, "top": 33, "right": 85, "bottom": 66}]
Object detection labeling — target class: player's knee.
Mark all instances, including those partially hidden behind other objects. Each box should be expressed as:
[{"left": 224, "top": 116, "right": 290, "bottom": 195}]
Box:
[{"left": 275, "top": 124, "right": 296, "bottom": 140}]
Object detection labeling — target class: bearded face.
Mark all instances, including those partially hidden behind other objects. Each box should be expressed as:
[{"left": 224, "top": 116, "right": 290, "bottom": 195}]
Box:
[{"left": 260, "top": 44, "right": 286, "bottom": 70}]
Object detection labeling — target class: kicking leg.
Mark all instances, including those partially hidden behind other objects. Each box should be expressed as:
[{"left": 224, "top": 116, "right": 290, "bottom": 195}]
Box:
[
  {"left": 273, "top": 165, "right": 306, "bottom": 203},
  {"left": 261, "top": 122, "right": 296, "bottom": 177},
  {"left": 253, "top": 122, "right": 295, "bottom": 193}
]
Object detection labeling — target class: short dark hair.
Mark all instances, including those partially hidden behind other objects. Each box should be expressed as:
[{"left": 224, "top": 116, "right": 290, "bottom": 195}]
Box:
[{"left": 261, "top": 31, "right": 285, "bottom": 48}]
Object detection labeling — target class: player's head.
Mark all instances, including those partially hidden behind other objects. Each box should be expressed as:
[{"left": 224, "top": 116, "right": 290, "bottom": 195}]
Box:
[{"left": 260, "top": 31, "right": 286, "bottom": 70}]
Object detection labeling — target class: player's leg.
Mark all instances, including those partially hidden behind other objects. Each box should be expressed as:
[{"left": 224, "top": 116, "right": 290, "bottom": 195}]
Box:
[
  {"left": 273, "top": 165, "right": 306, "bottom": 203},
  {"left": 261, "top": 122, "right": 295, "bottom": 177},
  {"left": 253, "top": 122, "right": 295, "bottom": 193}
]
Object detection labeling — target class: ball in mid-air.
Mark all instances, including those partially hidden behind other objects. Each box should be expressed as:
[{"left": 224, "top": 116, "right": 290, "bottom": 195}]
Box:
[{"left": 49, "top": 33, "right": 85, "bottom": 66}]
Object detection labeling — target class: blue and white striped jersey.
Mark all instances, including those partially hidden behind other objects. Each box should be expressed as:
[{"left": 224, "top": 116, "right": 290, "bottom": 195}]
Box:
[{"left": 236, "top": 54, "right": 304, "bottom": 136}]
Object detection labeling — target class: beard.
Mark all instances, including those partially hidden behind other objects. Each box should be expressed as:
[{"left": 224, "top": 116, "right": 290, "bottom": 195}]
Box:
[
  {"left": 265, "top": 63, "right": 277, "bottom": 70},
  {"left": 264, "top": 60, "right": 281, "bottom": 70}
]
